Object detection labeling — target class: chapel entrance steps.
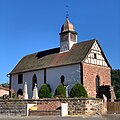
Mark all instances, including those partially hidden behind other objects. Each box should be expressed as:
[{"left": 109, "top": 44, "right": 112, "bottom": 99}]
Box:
[
  {"left": 0, "top": 103, "right": 27, "bottom": 116},
  {"left": 29, "top": 101, "right": 61, "bottom": 116}
]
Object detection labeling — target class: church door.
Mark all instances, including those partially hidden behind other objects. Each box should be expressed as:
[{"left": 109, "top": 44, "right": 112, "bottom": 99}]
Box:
[{"left": 17, "top": 88, "right": 23, "bottom": 97}]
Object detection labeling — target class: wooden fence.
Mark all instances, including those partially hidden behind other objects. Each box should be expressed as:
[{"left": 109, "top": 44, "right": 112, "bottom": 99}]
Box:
[{"left": 107, "top": 102, "right": 120, "bottom": 114}]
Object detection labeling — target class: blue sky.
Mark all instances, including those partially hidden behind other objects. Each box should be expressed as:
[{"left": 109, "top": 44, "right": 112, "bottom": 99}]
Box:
[{"left": 0, "top": 0, "right": 120, "bottom": 84}]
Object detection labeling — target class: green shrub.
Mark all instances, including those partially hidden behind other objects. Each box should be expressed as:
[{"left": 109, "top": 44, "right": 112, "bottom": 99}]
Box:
[
  {"left": 47, "top": 84, "right": 52, "bottom": 93},
  {"left": 55, "top": 84, "right": 66, "bottom": 97},
  {"left": 70, "top": 83, "right": 88, "bottom": 98},
  {"left": 38, "top": 84, "right": 51, "bottom": 98}
]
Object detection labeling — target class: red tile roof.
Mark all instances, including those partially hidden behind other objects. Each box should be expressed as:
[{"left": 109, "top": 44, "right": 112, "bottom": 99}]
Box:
[{"left": 0, "top": 86, "right": 9, "bottom": 91}]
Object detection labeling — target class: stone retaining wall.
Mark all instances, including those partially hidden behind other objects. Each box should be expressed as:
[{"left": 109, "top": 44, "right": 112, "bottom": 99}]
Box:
[
  {"left": 0, "top": 103, "right": 26, "bottom": 116},
  {"left": 34, "top": 98, "right": 103, "bottom": 115},
  {"left": 0, "top": 98, "right": 103, "bottom": 116},
  {"left": 67, "top": 99, "right": 103, "bottom": 115}
]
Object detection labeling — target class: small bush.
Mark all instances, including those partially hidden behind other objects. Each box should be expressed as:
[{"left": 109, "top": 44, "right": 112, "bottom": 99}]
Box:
[
  {"left": 47, "top": 84, "right": 52, "bottom": 93},
  {"left": 55, "top": 84, "right": 66, "bottom": 97},
  {"left": 70, "top": 83, "right": 88, "bottom": 98},
  {"left": 10, "top": 88, "right": 16, "bottom": 99},
  {"left": 38, "top": 84, "right": 51, "bottom": 98}
]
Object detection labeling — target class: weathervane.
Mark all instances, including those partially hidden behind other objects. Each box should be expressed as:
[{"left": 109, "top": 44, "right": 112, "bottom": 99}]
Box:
[{"left": 66, "top": 5, "right": 69, "bottom": 18}]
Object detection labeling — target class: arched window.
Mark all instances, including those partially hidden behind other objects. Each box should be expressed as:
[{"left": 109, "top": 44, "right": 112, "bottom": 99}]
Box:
[
  {"left": 17, "top": 88, "right": 23, "bottom": 97},
  {"left": 60, "top": 75, "right": 65, "bottom": 85},
  {"left": 96, "top": 75, "right": 100, "bottom": 93},
  {"left": 32, "top": 74, "right": 37, "bottom": 90}
]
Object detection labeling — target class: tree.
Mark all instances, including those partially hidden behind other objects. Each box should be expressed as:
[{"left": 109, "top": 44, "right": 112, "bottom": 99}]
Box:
[
  {"left": 111, "top": 69, "right": 120, "bottom": 99},
  {"left": 0, "top": 82, "right": 9, "bottom": 88},
  {"left": 55, "top": 84, "right": 66, "bottom": 97},
  {"left": 70, "top": 83, "right": 88, "bottom": 98},
  {"left": 38, "top": 84, "right": 51, "bottom": 98}
]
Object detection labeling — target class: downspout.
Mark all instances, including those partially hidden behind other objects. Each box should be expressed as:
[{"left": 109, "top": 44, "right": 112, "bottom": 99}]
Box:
[
  {"left": 80, "top": 62, "right": 83, "bottom": 85},
  {"left": 7, "top": 74, "right": 11, "bottom": 98}
]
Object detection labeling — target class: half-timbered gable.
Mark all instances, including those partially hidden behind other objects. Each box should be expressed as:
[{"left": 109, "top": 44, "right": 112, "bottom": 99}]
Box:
[{"left": 84, "top": 41, "right": 108, "bottom": 67}]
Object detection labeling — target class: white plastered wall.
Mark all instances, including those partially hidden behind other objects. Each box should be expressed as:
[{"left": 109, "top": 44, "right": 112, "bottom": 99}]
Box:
[
  {"left": 11, "top": 70, "right": 44, "bottom": 99},
  {"left": 46, "top": 64, "right": 81, "bottom": 95},
  {"left": 11, "top": 64, "right": 81, "bottom": 98}
]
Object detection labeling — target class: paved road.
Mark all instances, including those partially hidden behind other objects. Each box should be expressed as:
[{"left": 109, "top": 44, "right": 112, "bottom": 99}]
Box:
[{"left": 0, "top": 115, "right": 120, "bottom": 120}]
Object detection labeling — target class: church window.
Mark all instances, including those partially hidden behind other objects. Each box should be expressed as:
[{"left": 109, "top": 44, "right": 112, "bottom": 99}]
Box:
[
  {"left": 32, "top": 74, "right": 37, "bottom": 90},
  {"left": 96, "top": 75, "right": 100, "bottom": 93},
  {"left": 94, "top": 53, "right": 97, "bottom": 59},
  {"left": 44, "top": 69, "right": 46, "bottom": 83},
  {"left": 60, "top": 75, "right": 65, "bottom": 85},
  {"left": 18, "top": 74, "right": 23, "bottom": 84}
]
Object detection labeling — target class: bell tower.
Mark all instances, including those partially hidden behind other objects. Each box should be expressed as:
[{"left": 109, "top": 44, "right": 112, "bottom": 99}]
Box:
[{"left": 59, "top": 17, "right": 78, "bottom": 52}]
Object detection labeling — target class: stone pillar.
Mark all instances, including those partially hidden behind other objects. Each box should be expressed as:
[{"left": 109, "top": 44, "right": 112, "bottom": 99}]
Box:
[
  {"left": 110, "top": 86, "right": 116, "bottom": 102},
  {"left": 23, "top": 82, "right": 28, "bottom": 99}
]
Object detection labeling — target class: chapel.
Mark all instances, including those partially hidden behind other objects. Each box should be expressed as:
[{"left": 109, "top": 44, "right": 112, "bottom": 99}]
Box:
[{"left": 8, "top": 17, "right": 111, "bottom": 98}]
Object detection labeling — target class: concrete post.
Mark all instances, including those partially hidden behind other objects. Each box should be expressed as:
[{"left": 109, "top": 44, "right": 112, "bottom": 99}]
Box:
[
  {"left": 26, "top": 104, "right": 36, "bottom": 116},
  {"left": 61, "top": 103, "right": 68, "bottom": 116}
]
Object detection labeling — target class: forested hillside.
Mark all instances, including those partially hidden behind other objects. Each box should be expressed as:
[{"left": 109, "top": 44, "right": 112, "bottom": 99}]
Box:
[{"left": 111, "top": 69, "right": 120, "bottom": 99}]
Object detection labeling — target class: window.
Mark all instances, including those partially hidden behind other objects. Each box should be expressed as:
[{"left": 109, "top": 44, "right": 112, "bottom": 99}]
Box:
[
  {"left": 18, "top": 74, "right": 23, "bottom": 84},
  {"left": 70, "top": 33, "right": 76, "bottom": 42},
  {"left": 32, "top": 74, "right": 37, "bottom": 90},
  {"left": 44, "top": 69, "right": 46, "bottom": 83},
  {"left": 60, "top": 75, "right": 65, "bottom": 85},
  {"left": 96, "top": 75, "right": 100, "bottom": 93},
  {"left": 94, "top": 53, "right": 97, "bottom": 59}
]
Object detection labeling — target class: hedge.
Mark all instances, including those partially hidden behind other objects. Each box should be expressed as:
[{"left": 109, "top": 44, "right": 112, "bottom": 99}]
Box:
[
  {"left": 38, "top": 84, "right": 51, "bottom": 98},
  {"left": 55, "top": 84, "right": 66, "bottom": 97},
  {"left": 70, "top": 83, "right": 88, "bottom": 98}
]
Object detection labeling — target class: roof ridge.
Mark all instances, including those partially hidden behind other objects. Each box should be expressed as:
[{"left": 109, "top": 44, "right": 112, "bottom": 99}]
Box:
[{"left": 79, "top": 39, "right": 97, "bottom": 43}]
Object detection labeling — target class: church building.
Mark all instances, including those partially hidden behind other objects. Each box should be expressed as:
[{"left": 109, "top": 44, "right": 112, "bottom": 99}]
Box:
[{"left": 8, "top": 18, "right": 111, "bottom": 98}]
